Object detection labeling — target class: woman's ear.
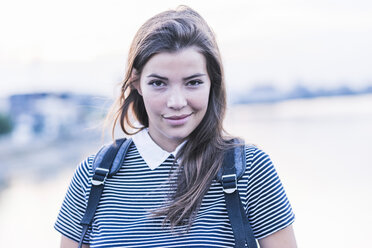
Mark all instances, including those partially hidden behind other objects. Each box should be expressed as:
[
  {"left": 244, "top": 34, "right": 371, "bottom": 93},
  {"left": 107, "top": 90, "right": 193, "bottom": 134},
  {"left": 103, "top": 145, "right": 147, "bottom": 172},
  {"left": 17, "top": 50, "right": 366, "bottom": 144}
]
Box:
[{"left": 131, "top": 69, "right": 142, "bottom": 95}]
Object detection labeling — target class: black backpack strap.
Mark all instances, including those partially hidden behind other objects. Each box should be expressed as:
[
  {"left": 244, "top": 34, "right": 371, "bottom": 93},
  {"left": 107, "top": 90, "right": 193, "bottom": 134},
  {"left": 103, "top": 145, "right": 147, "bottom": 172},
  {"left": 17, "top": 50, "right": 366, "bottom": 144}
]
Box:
[
  {"left": 216, "top": 141, "right": 246, "bottom": 181},
  {"left": 78, "top": 138, "right": 132, "bottom": 247},
  {"left": 92, "top": 138, "right": 133, "bottom": 177},
  {"left": 219, "top": 142, "right": 258, "bottom": 248}
]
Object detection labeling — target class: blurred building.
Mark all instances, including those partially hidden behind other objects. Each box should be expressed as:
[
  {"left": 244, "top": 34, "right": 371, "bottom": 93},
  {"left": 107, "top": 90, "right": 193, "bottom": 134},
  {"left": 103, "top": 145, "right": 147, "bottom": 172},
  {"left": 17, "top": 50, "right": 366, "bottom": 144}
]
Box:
[{"left": 7, "top": 92, "right": 109, "bottom": 144}]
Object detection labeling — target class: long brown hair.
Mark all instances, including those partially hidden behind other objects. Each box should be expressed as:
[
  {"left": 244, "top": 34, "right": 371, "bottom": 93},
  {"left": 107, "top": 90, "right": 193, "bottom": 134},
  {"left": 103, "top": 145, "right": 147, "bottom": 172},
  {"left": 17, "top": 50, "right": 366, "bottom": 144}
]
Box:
[{"left": 108, "top": 5, "right": 234, "bottom": 229}]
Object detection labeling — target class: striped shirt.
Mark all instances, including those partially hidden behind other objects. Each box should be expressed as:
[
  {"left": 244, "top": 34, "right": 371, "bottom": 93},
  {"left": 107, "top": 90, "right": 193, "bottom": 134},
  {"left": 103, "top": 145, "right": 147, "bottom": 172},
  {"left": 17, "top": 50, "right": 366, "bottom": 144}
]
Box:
[{"left": 55, "top": 135, "right": 295, "bottom": 247}]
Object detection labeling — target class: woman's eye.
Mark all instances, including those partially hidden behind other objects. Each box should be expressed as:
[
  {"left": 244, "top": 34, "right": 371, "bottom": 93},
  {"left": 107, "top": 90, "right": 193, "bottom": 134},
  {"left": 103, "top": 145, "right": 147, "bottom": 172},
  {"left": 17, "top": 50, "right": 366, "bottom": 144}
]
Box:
[
  {"left": 187, "top": 80, "right": 203, "bottom": 86},
  {"left": 149, "top": 80, "right": 165, "bottom": 87}
]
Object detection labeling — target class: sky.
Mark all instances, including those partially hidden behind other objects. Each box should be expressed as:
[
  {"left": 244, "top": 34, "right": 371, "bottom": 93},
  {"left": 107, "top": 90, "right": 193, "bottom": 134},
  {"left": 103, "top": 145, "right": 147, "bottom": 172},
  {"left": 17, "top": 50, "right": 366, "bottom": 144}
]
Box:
[{"left": 1, "top": 0, "right": 371, "bottom": 97}]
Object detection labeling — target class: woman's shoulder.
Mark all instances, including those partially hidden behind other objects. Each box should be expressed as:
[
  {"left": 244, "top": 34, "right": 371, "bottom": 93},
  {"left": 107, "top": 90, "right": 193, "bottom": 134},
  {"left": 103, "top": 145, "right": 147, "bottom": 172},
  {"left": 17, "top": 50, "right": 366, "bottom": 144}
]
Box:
[
  {"left": 76, "top": 154, "right": 95, "bottom": 173},
  {"left": 244, "top": 143, "right": 267, "bottom": 162},
  {"left": 243, "top": 143, "right": 277, "bottom": 177},
  {"left": 70, "top": 154, "right": 96, "bottom": 189}
]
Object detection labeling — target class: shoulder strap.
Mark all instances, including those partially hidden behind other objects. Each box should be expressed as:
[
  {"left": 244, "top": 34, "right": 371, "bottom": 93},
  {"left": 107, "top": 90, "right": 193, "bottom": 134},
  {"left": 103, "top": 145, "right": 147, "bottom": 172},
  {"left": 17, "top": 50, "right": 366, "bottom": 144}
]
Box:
[
  {"left": 92, "top": 138, "right": 133, "bottom": 176},
  {"left": 220, "top": 141, "right": 258, "bottom": 248},
  {"left": 78, "top": 138, "right": 132, "bottom": 248},
  {"left": 216, "top": 141, "right": 246, "bottom": 182}
]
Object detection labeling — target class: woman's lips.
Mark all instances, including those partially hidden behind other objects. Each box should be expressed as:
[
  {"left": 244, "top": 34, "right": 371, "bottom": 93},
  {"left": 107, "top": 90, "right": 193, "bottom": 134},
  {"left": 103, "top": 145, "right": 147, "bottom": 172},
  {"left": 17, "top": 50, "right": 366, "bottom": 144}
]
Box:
[{"left": 163, "top": 114, "right": 192, "bottom": 125}]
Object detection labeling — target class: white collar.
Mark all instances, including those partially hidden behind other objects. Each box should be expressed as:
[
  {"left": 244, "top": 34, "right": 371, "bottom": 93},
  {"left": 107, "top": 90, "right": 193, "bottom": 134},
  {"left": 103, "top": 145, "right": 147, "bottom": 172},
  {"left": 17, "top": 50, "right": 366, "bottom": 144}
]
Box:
[{"left": 132, "top": 129, "right": 185, "bottom": 170}]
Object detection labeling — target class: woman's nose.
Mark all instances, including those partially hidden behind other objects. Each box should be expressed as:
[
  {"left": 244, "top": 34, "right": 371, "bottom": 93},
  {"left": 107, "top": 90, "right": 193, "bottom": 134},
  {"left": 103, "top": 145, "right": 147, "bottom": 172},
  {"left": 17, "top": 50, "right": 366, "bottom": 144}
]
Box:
[{"left": 166, "top": 88, "right": 187, "bottom": 110}]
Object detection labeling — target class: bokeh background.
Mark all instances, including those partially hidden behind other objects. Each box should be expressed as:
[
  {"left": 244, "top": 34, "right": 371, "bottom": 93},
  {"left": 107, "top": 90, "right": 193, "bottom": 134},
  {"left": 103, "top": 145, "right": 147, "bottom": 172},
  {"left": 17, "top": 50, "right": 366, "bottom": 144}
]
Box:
[{"left": 1, "top": 0, "right": 371, "bottom": 247}]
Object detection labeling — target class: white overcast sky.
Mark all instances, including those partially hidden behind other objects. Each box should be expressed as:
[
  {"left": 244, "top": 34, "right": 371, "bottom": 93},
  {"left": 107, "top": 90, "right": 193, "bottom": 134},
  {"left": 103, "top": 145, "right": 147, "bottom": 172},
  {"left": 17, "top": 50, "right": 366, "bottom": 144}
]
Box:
[{"left": 1, "top": 0, "right": 371, "bottom": 97}]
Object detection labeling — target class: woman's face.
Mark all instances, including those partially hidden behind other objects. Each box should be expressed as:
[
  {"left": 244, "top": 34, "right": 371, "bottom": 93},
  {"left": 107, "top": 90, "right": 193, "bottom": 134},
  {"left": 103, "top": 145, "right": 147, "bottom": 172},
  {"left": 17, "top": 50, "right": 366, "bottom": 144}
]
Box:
[{"left": 134, "top": 47, "right": 211, "bottom": 152}]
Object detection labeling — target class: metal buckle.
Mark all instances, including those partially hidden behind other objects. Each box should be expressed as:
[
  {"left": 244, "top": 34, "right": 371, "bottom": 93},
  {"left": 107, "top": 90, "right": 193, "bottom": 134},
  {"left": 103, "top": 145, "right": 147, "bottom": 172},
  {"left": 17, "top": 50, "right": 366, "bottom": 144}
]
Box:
[
  {"left": 222, "top": 174, "right": 237, "bottom": 194},
  {"left": 92, "top": 168, "right": 109, "bottom": 186}
]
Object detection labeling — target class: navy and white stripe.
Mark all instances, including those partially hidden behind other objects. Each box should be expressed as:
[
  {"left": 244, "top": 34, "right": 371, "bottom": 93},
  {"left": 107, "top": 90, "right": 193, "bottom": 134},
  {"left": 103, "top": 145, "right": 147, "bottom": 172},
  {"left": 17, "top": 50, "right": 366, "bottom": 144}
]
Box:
[{"left": 55, "top": 143, "right": 295, "bottom": 247}]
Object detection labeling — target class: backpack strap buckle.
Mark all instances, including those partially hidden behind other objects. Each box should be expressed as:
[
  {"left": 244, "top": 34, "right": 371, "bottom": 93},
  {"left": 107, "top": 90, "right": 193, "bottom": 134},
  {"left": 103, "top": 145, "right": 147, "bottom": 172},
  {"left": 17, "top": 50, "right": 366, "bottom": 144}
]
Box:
[
  {"left": 92, "top": 168, "right": 109, "bottom": 186},
  {"left": 222, "top": 174, "right": 237, "bottom": 194}
]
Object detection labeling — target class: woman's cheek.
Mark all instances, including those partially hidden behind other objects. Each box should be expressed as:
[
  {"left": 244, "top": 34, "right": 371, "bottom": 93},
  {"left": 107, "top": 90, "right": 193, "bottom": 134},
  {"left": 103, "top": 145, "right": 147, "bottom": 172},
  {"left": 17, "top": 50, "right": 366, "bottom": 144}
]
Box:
[
  {"left": 143, "top": 96, "right": 164, "bottom": 115},
  {"left": 191, "top": 90, "right": 210, "bottom": 110}
]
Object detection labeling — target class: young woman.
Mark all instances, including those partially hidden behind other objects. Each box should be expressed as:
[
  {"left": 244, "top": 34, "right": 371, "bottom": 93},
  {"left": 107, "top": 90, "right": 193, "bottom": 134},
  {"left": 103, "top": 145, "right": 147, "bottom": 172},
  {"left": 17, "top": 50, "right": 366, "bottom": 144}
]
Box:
[{"left": 55, "top": 6, "right": 297, "bottom": 248}]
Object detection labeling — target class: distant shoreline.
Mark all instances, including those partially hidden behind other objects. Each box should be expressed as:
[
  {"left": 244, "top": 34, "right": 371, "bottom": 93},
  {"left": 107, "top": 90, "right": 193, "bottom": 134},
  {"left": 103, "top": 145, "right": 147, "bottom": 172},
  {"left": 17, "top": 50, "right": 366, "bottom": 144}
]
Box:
[{"left": 233, "top": 84, "right": 372, "bottom": 104}]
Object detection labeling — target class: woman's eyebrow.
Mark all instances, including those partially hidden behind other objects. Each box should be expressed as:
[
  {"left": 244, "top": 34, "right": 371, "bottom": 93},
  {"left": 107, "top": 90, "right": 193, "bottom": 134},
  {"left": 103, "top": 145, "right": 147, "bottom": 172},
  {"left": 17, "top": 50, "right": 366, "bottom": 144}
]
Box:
[
  {"left": 147, "top": 74, "right": 168, "bottom": 80},
  {"left": 146, "top": 73, "right": 206, "bottom": 81},
  {"left": 183, "top": 73, "right": 206, "bottom": 80}
]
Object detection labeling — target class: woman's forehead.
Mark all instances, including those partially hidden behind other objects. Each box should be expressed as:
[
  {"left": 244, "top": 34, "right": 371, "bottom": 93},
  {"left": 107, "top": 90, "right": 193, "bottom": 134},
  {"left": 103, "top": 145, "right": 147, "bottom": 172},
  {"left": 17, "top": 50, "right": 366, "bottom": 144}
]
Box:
[{"left": 141, "top": 47, "right": 208, "bottom": 79}]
